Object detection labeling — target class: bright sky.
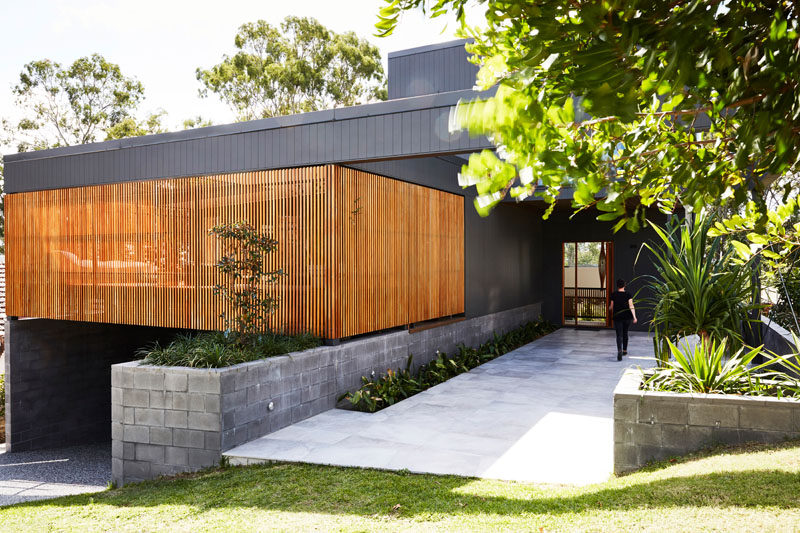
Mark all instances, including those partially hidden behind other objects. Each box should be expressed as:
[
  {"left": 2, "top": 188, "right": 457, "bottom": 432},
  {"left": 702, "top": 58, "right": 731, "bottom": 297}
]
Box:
[{"left": 1, "top": 0, "right": 483, "bottom": 137}]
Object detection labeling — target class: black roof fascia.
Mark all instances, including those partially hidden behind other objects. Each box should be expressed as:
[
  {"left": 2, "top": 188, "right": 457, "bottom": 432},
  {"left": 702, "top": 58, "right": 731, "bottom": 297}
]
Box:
[
  {"left": 4, "top": 89, "right": 489, "bottom": 164},
  {"left": 387, "top": 39, "right": 471, "bottom": 59},
  {"left": 4, "top": 88, "right": 496, "bottom": 194}
]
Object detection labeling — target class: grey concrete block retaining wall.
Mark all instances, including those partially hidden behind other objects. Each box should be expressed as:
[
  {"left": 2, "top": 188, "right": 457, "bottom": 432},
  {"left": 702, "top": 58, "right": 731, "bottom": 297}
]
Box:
[
  {"left": 111, "top": 302, "right": 542, "bottom": 485},
  {"left": 614, "top": 369, "right": 800, "bottom": 474}
]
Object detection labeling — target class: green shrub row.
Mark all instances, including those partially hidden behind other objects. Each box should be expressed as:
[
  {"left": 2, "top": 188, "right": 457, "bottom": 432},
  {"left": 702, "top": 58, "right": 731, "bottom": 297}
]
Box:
[
  {"left": 138, "top": 331, "right": 321, "bottom": 368},
  {"left": 340, "top": 319, "right": 558, "bottom": 413}
]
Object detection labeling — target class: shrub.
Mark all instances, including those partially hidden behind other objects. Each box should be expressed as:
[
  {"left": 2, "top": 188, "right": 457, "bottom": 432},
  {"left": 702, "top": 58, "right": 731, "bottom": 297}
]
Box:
[
  {"left": 640, "top": 214, "right": 760, "bottom": 365},
  {"left": 341, "top": 319, "right": 558, "bottom": 413},
  {"left": 642, "top": 338, "right": 779, "bottom": 395},
  {"left": 642, "top": 336, "right": 800, "bottom": 399},
  {"left": 209, "top": 221, "right": 284, "bottom": 338},
  {"left": 139, "top": 331, "right": 320, "bottom": 369}
]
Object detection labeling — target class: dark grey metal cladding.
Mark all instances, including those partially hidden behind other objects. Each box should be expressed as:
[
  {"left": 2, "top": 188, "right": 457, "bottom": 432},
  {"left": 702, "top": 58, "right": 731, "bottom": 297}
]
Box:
[
  {"left": 4, "top": 89, "right": 494, "bottom": 194},
  {"left": 347, "top": 155, "right": 467, "bottom": 196},
  {"left": 388, "top": 39, "right": 478, "bottom": 100}
]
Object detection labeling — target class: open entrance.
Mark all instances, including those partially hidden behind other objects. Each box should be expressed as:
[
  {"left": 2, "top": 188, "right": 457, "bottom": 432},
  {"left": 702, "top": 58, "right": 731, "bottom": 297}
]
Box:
[{"left": 562, "top": 241, "right": 613, "bottom": 327}]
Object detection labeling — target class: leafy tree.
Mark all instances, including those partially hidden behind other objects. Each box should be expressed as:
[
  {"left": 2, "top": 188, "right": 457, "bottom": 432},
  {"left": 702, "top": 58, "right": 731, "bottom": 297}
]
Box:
[
  {"left": 197, "top": 16, "right": 386, "bottom": 121},
  {"left": 182, "top": 116, "right": 214, "bottom": 130},
  {"left": 376, "top": 1, "right": 800, "bottom": 250},
  {"left": 9, "top": 54, "right": 144, "bottom": 150},
  {"left": 105, "top": 110, "right": 168, "bottom": 140},
  {"left": 209, "top": 221, "right": 284, "bottom": 338}
]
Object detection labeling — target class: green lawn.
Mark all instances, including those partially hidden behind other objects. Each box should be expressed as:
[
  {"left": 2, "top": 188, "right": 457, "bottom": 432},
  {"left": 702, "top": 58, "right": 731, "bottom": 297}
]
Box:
[{"left": 2, "top": 441, "right": 800, "bottom": 532}]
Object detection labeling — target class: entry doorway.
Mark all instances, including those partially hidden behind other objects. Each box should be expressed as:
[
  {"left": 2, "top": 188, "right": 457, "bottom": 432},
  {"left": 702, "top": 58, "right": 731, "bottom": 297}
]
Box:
[{"left": 562, "top": 241, "right": 614, "bottom": 327}]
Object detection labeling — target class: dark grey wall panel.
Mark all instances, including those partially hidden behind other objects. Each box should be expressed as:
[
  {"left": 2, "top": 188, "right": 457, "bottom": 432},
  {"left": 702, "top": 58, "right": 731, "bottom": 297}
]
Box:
[
  {"left": 464, "top": 204, "right": 543, "bottom": 319},
  {"left": 388, "top": 40, "right": 478, "bottom": 99},
  {"left": 5, "top": 318, "right": 182, "bottom": 451},
  {"left": 4, "top": 90, "right": 494, "bottom": 194},
  {"left": 539, "top": 207, "right": 669, "bottom": 331}
]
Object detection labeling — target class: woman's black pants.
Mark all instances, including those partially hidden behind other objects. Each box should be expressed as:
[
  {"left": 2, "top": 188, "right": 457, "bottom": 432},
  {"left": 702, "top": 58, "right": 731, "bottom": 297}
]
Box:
[{"left": 614, "top": 319, "right": 631, "bottom": 353}]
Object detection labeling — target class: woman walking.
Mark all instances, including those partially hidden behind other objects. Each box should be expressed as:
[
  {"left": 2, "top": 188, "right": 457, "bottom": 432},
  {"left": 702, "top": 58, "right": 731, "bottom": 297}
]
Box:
[{"left": 608, "top": 279, "right": 637, "bottom": 361}]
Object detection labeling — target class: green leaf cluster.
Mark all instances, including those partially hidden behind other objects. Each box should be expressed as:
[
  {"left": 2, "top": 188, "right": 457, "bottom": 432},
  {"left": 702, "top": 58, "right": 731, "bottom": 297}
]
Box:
[
  {"left": 379, "top": 1, "right": 800, "bottom": 242},
  {"left": 341, "top": 319, "right": 557, "bottom": 412},
  {"left": 197, "top": 17, "right": 387, "bottom": 121},
  {"left": 642, "top": 338, "right": 792, "bottom": 396},
  {"left": 639, "top": 214, "right": 761, "bottom": 364}
]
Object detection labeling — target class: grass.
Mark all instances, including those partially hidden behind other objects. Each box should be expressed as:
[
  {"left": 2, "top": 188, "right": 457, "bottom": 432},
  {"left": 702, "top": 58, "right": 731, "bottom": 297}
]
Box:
[
  {"left": 138, "top": 331, "right": 321, "bottom": 368},
  {"left": 3, "top": 441, "right": 800, "bottom": 531}
]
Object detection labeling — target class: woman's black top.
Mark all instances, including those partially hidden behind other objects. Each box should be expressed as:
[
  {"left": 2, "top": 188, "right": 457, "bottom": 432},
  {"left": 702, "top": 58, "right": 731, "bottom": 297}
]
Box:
[{"left": 610, "top": 291, "right": 633, "bottom": 321}]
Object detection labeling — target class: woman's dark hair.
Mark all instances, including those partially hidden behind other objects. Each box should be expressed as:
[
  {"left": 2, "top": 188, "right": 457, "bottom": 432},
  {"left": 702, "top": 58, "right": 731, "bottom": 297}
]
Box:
[{"left": 616, "top": 279, "right": 626, "bottom": 289}]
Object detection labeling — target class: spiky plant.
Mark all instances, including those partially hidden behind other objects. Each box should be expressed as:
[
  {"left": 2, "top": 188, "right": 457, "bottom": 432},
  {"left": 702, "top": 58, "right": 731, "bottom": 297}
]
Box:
[{"left": 639, "top": 214, "right": 760, "bottom": 365}]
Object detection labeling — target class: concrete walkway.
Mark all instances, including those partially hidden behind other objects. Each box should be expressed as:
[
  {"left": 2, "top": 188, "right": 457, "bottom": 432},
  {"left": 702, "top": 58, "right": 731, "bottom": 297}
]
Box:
[
  {"left": 225, "top": 328, "right": 656, "bottom": 485},
  {"left": 0, "top": 444, "right": 109, "bottom": 506}
]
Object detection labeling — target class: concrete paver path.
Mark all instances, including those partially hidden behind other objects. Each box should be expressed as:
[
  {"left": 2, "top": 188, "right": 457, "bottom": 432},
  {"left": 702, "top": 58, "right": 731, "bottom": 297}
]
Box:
[{"left": 226, "top": 328, "right": 656, "bottom": 485}]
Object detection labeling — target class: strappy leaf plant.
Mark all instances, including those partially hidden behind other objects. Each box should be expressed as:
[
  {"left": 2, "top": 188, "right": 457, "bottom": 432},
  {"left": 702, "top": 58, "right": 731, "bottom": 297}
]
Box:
[
  {"left": 643, "top": 339, "right": 777, "bottom": 395},
  {"left": 639, "top": 214, "right": 760, "bottom": 365}
]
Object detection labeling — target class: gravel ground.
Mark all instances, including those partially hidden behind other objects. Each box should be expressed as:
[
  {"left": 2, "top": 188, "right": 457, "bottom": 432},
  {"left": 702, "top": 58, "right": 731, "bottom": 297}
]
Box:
[{"left": 0, "top": 443, "right": 110, "bottom": 506}]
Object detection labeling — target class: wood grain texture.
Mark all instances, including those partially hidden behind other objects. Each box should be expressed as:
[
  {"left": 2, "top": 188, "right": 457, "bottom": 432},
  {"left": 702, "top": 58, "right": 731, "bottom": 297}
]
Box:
[{"left": 6, "top": 165, "right": 465, "bottom": 338}]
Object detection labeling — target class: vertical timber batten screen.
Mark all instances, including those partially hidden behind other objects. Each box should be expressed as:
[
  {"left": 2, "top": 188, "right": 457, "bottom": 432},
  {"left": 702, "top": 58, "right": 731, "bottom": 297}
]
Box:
[{"left": 6, "top": 165, "right": 464, "bottom": 339}]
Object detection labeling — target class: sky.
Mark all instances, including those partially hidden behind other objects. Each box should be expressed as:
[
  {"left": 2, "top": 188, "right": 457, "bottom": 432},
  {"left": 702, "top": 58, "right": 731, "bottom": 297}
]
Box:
[{"left": 0, "top": 0, "right": 483, "bottom": 135}]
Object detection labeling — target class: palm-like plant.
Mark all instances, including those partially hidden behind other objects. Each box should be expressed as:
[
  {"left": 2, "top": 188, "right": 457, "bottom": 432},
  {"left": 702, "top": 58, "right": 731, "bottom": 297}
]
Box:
[
  {"left": 640, "top": 214, "right": 760, "bottom": 364},
  {"left": 643, "top": 338, "right": 777, "bottom": 394}
]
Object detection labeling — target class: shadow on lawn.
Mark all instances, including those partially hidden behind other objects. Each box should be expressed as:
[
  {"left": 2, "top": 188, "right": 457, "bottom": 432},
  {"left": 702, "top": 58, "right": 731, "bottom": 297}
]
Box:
[{"left": 8, "top": 442, "right": 800, "bottom": 518}]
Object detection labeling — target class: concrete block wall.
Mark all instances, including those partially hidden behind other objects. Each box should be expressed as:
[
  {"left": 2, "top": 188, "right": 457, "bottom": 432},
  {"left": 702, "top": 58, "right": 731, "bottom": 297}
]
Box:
[
  {"left": 4, "top": 318, "right": 180, "bottom": 452},
  {"left": 112, "top": 302, "right": 542, "bottom": 485},
  {"left": 762, "top": 318, "right": 796, "bottom": 356},
  {"left": 614, "top": 369, "right": 800, "bottom": 474}
]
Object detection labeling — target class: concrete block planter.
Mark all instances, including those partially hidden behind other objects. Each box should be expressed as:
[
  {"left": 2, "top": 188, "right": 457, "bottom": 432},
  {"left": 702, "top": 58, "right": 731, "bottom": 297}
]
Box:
[
  {"left": 613, "top": 369, "right": 800, "bottom": 474},
  {"left": 111, "top": 302, "right": 541, "bottom": 485}
]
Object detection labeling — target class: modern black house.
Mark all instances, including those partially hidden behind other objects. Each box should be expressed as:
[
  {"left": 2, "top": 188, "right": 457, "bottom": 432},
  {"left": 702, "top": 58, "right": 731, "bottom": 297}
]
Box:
[{"left": 2, "top": 39, "right": 660, "bottom": 456}]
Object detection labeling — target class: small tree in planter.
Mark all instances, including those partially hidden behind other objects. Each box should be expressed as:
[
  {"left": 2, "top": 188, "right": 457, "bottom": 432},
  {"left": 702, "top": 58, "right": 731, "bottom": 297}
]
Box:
[{"left": 209, "top": 221, "right": 284, "bottom": 340}]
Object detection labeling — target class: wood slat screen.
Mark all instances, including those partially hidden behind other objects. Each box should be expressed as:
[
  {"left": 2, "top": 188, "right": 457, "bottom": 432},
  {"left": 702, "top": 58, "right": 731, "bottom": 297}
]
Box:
[{"left": 6, "top": 165, "right": 464, "bottom": 339}]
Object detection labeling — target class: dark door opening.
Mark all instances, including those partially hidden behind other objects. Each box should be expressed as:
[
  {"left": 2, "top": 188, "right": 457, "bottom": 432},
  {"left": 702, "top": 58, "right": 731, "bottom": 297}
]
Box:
[{"left": 562, "top": 241, "right": 614, "bottom": 327}]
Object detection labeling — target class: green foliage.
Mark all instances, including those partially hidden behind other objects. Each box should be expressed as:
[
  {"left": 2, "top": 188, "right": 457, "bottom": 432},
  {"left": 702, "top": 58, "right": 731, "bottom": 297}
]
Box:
[
  {"left": 378, "top": 2, "right": 800, "bottom": 246},
  {"left": 342, "top": 319, "right": 557, "bottom": 412},
  {"left": 642, "top": 338, "right": 780, "bottom": 396},
  {"left": 182, "top": 116, "right": 214, "bottom": 130},
  {"left": 209, "top": 221, "right": 283, "bottom": 337},
  {"left": 197, "top": 17, "right": 386, "bottom": 121},
  {"left": 105, "top": 110, "right": 168, "bottom": 140},
  {"left": 8, "top": 54, "right": 144, "bottom": 150},
  {"left": 640, "top": 214, "right": 759, "bottom": 364},
  {"left": 139, "top": 331, "right": 320, "bottom": 369}
]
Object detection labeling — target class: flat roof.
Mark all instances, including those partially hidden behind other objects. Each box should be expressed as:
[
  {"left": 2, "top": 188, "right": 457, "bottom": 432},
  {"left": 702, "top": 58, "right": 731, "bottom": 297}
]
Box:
[
  {"left": 5, "top": 88, "right": 491, "bottom": 164},
  {"left": 387, "top": 39, "right": 471, "bottom": 59}
]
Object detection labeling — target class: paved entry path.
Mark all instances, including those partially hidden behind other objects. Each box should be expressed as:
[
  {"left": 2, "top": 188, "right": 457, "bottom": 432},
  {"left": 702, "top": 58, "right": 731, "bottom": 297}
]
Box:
[{"left": 225, "top": 329, "right": 656, "bottom": 485}]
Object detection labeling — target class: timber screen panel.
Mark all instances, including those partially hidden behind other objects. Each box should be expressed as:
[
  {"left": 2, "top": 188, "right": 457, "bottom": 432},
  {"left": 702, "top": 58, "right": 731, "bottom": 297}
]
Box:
[{"left": 6, "top": 165, "right": 464, "bottom": 338}]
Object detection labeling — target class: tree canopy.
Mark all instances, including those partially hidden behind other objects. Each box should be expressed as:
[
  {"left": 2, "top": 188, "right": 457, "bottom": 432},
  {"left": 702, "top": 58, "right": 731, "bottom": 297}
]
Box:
[
  {"left": 376, "top": 1, "right": 800, "bottom": 245},
  {"left": 9, "top": 54, "right": 144, "bottom": 151},
  {"left": 197, "top": 16, "right": 387, "bottom": 121}
]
